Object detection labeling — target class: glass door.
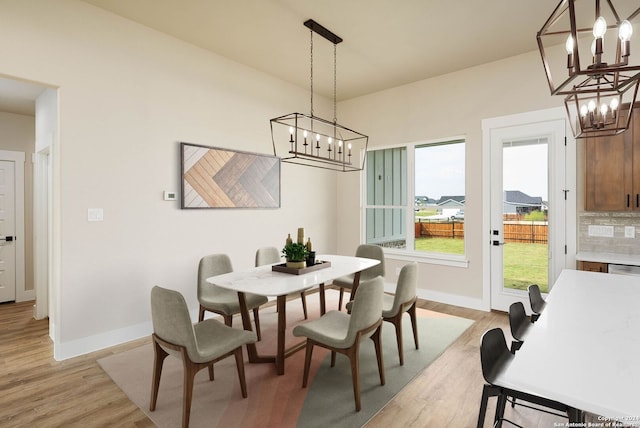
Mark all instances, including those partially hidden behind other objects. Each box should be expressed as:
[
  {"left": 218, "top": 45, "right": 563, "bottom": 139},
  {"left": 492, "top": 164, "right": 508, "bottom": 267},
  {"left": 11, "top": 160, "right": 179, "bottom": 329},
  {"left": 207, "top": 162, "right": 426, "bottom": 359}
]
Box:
[{"left": 489, "top": 119, "right": 566, "bottom": 312}]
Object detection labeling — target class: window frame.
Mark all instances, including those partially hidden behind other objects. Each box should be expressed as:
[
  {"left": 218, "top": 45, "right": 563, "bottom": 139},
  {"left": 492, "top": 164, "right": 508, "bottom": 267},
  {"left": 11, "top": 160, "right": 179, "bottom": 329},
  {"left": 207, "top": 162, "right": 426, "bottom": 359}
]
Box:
[{"left": 362, "top": 136, "right": 469, "bottom": 268}]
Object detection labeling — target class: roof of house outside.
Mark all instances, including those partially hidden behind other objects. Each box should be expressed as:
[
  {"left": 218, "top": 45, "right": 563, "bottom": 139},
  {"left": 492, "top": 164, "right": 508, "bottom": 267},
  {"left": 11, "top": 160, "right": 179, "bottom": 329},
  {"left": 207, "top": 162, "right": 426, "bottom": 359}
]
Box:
[
  {"left": 503, "top": 190, "right": 542, "bottom": 206},
  {"left": 437, "top": 195, "right": 465, "bottom": 204}
]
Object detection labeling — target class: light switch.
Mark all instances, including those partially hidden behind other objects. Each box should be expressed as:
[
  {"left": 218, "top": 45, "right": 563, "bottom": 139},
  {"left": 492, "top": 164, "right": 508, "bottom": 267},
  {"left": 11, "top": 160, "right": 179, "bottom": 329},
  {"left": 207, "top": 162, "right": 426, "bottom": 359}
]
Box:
[{"left": 88, "top": 208, "right": 103, "bottom": 222}]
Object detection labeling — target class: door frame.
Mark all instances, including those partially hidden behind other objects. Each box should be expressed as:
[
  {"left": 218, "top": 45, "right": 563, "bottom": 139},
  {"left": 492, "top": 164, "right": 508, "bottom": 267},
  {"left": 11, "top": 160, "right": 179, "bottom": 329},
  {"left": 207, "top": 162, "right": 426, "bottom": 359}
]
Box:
[
  {"left": 0, "top": 150, "right": 27, "bottom": 302},
  {"left": 481, "top": 107, "right": 577, "bottom": 312},
  {"left": 34, "top": 148, "right": 50, "bottom": 319}
]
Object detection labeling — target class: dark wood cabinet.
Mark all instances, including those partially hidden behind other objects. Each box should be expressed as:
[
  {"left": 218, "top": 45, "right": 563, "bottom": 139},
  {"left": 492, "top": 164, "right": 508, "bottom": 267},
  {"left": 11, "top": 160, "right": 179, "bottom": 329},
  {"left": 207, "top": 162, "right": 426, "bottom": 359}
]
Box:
[
  {"left": 578, "top": 261, "right": 608, "bottom": 273},
  {"left": 584, "top": 107, "right": 640, "bottom": 211}
]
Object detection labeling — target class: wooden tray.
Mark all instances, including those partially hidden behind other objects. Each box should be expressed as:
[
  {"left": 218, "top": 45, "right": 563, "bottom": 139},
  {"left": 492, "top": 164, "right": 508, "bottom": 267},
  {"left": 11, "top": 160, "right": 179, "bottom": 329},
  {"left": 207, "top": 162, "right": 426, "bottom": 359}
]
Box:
[{"left": 272, "top": 260, "right": 331, "bottom": 275}]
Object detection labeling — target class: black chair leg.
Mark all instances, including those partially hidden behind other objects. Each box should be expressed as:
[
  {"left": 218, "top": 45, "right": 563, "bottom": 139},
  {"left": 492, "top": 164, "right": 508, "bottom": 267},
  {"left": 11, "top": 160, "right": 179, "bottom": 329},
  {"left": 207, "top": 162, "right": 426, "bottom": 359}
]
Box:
[
  {"left": 495, "top": 393, "right": 507, "bottom": 428},
  {"left": 477, "top": 384, "right": 501, "bottom": 428},
  {"left": 477, "top": 385, "right": 491, "bottom": 428}
]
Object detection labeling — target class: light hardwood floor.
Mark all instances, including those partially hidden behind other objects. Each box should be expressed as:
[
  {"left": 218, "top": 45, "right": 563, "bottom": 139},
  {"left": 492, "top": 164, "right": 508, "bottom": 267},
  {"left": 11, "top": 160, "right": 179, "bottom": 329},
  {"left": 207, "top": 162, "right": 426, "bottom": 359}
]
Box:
[{"left": 0, "top": 297, "right": 574, "bottom": 427}]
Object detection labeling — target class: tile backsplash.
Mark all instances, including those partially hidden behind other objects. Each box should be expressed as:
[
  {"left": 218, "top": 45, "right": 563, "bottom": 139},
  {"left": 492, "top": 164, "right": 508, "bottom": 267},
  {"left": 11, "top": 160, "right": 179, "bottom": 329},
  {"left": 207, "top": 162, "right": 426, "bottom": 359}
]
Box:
[{"left": 579, "top": 212, "right": 640, "bottom": 255}]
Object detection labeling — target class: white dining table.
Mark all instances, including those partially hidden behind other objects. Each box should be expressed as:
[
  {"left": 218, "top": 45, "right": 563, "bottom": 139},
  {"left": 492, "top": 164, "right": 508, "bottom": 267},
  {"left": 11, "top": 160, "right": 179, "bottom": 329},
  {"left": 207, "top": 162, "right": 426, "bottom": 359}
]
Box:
[
  {"left": 495, "top": 269, "right": 640, "bottom": 423},
  {"left": 206, "top": 254, "right": 380, "bottom": 375}
]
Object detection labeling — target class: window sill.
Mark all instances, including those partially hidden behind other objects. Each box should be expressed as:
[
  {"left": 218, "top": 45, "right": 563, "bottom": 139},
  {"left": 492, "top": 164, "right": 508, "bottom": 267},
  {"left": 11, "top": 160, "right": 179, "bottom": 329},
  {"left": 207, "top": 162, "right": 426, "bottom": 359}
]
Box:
[{"left": 383, "top": 248, "right": 469, "bottom": 268}]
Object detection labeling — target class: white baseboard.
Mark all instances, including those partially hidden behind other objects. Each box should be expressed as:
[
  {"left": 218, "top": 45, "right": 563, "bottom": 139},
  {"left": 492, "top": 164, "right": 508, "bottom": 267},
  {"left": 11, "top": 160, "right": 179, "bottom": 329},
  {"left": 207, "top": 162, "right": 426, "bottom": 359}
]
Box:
[
  {"left": 416, "top": 288, "right": 488, "bottom": 312},
  {"left": 54, "top": 320, "right": 152, "bottom": 361}
]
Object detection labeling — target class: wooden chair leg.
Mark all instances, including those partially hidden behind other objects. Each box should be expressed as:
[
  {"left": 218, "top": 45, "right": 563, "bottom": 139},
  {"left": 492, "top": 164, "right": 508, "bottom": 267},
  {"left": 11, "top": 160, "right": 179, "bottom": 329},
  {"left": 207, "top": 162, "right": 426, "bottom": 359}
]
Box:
[
  {"left": 252, "top": 308, "right": 262, "bottom": 341},
  {"left": 208, "top": 364, "right": 214, "bottom": 381},
  {"left": 392, "top": 315, "right": 404, "bottom": 366},
  {"left": 408, "top": 302, "right": 419, "bottom": 349},
  {"left": 182, "top": 359, "right": 198, "bottom": 428},
  {"left": 301, "top": 341, "right": 314, "bottom": 388},
  {"left": 150, "top": 337, "right": 168, "bottom": 412},
  {"left": 198, "top": 305, "right": 205, "bottom": 322},
  {"left": 338, "top": 288, "right": 344, "bottom": 311},
  {"left": 330, "top": 350, "right": 337, "bottom": 367},
  {"left": 233, "top": 347, "right": 249, "bottom": 398},
  {"left": 223, "top": 315, "right": 233, "bottom": 327},
  {"left": 372, "top": 325, "right": 385, "bottom": 385},
  {"left": 347, "top": 345, "right": 361, "bottom": 412},
  {"left": 300, "top": 292, "right": 308, "bottom": 319}
]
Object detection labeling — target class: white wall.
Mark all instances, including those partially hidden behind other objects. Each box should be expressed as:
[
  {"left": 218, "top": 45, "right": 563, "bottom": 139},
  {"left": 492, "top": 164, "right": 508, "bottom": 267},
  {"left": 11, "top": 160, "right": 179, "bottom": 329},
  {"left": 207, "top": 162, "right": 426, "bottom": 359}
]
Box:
[
  {"left": 1, "top": 0, "right": 338, "bottom": 359},
  {"left": 337, "top": 51, "right": 565, "bottom": 307}
]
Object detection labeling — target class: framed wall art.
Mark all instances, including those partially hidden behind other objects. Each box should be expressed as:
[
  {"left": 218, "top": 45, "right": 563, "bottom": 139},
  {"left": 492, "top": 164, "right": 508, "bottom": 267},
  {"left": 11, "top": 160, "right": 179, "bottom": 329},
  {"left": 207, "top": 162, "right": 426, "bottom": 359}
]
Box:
[{"left": 180, "top": 142, "right": 281, "bottom": 209}]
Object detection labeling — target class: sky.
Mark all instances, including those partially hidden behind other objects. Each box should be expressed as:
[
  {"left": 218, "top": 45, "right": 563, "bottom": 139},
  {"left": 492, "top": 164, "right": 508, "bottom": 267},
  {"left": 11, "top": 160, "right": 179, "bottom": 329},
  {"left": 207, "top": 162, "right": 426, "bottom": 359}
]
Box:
[
  {"left": 502, "top": 143, "right": 548, "bottom": 200},
  {"left": 415, "top": 141, "right": 548, "bottom": 200},
  {"left": 415, "top": 143, "right": 465, "bottom": 199}
]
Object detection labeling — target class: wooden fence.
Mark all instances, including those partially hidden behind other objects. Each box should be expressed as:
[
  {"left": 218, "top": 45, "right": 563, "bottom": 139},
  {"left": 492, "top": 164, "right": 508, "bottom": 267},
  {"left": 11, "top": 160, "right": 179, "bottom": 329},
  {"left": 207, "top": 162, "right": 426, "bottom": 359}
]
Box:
[{"left": 415, "top": 219, "right": 548, "bottom": 244}]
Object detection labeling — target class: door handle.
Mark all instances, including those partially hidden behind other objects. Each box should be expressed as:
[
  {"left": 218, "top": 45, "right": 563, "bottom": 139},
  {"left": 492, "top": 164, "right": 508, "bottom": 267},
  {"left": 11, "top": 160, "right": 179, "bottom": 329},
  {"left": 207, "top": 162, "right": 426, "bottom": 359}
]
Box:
[
  {"left": 492, "top": 240, "right": 506, "bottom": 246},
  {"left": 0, "top": 236, "right": 14, "bottom": 242}
]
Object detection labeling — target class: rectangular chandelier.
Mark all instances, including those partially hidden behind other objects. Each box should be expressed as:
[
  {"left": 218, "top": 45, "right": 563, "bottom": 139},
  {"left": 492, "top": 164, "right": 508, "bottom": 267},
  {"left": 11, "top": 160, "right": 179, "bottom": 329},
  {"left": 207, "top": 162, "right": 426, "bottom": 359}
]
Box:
[
  {"left": 270, "top": 19, "right": 368, "bottom": 172},
  {"left": 270, "top": 112, "right": 368, "bottom": 172}
]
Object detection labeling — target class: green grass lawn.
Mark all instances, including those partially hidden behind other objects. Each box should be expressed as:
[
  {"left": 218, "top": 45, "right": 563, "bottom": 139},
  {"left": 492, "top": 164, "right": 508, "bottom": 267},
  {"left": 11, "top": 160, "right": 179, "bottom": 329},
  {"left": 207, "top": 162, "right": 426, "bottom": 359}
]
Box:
[{"left": 415, "top": 238, "right": 548, "bottom": 292}]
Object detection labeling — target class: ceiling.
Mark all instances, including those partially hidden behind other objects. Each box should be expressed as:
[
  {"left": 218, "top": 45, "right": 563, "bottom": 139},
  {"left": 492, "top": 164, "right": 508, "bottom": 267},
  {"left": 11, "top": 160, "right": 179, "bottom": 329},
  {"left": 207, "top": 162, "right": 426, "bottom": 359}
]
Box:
[{"left": 2, "top": 0, "right": 563, "bottom": 115}]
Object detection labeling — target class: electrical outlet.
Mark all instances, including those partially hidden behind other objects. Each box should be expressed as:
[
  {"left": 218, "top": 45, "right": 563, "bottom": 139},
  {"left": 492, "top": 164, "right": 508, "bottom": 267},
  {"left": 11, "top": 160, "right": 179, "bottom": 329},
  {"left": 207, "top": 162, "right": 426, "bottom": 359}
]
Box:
[
  {"left": 625, "top": 226, "right": 635, "bottom": 238},
  {"left": 588, "top": 225, "right": 614, "bottom": 237}
]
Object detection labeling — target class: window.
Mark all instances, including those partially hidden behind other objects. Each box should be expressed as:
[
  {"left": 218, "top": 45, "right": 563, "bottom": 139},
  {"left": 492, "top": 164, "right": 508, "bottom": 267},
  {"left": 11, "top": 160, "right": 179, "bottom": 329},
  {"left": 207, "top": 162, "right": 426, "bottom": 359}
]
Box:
[{"left": 364, "top": 138, "right": 466, "bottom": 260}]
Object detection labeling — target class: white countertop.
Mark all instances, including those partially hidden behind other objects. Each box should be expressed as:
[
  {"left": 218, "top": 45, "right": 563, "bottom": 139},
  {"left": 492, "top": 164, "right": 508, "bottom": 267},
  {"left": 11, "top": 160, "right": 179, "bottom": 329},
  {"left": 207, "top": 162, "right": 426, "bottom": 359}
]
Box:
[
  {"left": 497, "top": 269, "right": 640, "bottom": 419},
  {"left": 576, "top": 251, "right": 640, "bottom": 266}
]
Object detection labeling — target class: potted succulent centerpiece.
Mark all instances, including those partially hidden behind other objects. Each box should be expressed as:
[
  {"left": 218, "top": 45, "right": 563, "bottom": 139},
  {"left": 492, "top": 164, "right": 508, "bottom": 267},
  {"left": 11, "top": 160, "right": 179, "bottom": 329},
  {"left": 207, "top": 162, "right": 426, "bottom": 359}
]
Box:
[{"left": 282, "top": 242, "right": 309, "bottom": 269}]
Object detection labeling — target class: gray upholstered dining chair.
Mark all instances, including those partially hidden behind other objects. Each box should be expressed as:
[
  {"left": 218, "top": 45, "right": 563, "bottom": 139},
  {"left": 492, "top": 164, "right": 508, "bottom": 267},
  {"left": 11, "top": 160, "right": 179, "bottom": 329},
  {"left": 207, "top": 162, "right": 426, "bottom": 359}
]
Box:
[
  {"left": 508, "top": 301, "right": 530, "bottom": 354},
  {"left": 333, "top": 244, "right": 385, "bottom": 310},
  {"left": 383, "top": 261, "right": 419, "bottom": 365},
  {"left": 293, "top": 276, "right": 385, "bottom": 412},
  {"left": 197, "top": 253, "right": 268, "bottom": 340},
  {"left": 255, "top": 246, "right": 308, "bottom": 319},
  {"left": 527, "top": 284, "right": 546, "bottom": 323},
  {"left": 149, "top": 286, "right": 257, "bottom": 428},
  {"left": 347, "top": 261, "right": 419, "bottom": 365}
]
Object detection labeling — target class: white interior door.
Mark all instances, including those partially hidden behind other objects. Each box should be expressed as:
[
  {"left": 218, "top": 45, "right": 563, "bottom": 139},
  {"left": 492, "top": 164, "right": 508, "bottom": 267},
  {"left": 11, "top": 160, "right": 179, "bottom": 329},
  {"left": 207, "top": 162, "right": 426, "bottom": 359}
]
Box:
[
  {"left": 0, "top": 160, "right": 16, "bottom": 303},
  {"left": 489, "top": 118, "right": 567, "bottom": 312}
]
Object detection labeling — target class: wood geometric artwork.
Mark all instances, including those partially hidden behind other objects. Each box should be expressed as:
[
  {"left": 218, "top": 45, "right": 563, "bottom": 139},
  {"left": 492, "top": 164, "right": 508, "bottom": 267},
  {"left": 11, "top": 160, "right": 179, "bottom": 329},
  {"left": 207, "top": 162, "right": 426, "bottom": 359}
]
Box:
[{"left": 180, "top": 142, "right": 280, "bottom": 209}]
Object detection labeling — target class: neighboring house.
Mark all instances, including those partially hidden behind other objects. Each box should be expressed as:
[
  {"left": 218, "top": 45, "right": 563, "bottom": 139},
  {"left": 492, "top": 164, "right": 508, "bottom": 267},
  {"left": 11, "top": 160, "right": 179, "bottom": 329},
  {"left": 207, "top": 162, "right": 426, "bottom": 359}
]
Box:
[
  {"left": 503, "top": 190, "right": 543, "bottom": 215},
  {"left": 436, "top": 196, "right": 465, "bottom": 217}
]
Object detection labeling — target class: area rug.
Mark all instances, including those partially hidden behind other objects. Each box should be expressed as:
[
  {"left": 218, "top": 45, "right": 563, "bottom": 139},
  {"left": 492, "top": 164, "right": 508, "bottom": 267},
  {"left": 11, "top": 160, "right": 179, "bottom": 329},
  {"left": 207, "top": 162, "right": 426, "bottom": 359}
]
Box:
[{"left": 98, "top": 289, "right": 473, "bottom": 428}]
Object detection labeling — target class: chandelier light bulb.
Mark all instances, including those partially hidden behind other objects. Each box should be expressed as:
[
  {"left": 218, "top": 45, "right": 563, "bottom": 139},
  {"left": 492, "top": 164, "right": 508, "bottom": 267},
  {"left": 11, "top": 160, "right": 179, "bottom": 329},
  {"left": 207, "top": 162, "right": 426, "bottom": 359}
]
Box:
[
  {"left": 328, "top": 137, "right": 332, "bottom": 144},
  {"left": 593, "top": 16, "right": 607, "bottom": 39},
  {"left": 600, "top": 103, "right": 608, "bottom": 116},
  {"left": 591, "top": 39, "right": 597, "bottom": 56},
  {"left": 316, "top": 133, "right": 320, "bottom": 142},
  {"left": 610, "top": 97, "right": 620, "bottom": 111},
  {"left": 619, "top": 20, "right": 633, "bottom": 42},
  {"left": 580, "top": 104, "right": 589, "bottom": 117},
  {"left": 588, "top": 99, "right": 597, "bottom": 112},
  {"left": 565, "top": 35, "right": 575, "bottom": 54},
  {"left": 303, "top": 130, "right": 308, "bottom": 138}
]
